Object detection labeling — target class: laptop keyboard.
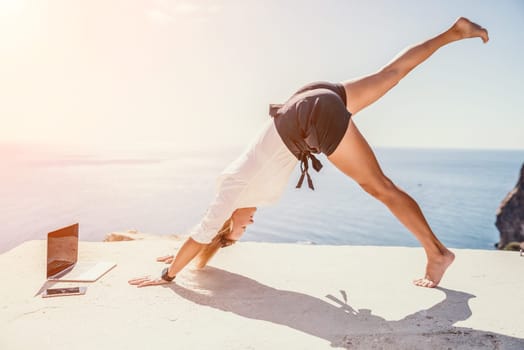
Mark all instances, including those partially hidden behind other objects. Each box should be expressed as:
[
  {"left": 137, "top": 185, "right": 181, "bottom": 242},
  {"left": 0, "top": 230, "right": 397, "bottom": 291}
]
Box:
[{"left": 65, "top": 262, "right": 116, "bottom": 281}]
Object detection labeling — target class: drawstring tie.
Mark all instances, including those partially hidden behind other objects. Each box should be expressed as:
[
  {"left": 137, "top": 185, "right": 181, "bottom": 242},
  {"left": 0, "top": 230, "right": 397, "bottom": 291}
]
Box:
[
  {"left": 269, "top": 103, "right": 323, "bottom": 191},
  {"left": 297, "top": 152, "right": 323, "bottom": 190}
]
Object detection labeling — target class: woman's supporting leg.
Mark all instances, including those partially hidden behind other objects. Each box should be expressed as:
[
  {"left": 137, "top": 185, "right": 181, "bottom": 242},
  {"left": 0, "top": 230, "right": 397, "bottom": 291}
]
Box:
[
  {"left": 342, "top": 17, "right": 488, "bottom": 116},
  {"left": 328, "top": 120, "right": 454, "bottom": 288}
]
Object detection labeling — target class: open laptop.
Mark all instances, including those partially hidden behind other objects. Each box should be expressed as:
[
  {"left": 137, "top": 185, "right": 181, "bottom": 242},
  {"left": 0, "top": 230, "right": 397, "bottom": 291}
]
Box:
[{"left": 46, "top": 223, "right": 116, "bottom": 282}]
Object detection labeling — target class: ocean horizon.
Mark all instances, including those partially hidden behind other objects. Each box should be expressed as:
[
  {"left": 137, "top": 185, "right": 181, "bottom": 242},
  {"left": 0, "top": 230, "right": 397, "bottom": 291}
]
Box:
[{"left": 1, "top": 143, "right": 523, "bottom": 254}]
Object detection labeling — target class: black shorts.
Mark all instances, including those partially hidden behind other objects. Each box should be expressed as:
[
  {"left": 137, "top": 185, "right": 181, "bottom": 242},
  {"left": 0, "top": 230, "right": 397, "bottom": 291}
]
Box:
[
  {"left": 270, "top": 81, "right": 352, "bottom": 157},
  {"left": 269, "top": 81, "right": 352, "bottom": 190}
]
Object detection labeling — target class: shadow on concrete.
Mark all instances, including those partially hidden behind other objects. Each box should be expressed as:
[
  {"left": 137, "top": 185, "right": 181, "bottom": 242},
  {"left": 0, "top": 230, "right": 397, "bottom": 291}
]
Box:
[
  {"left": 168, "top": 267, "right": 523, "bottom": 349},
  {"left": 34, "top": 280, "right": 60, "bottom": 297}
]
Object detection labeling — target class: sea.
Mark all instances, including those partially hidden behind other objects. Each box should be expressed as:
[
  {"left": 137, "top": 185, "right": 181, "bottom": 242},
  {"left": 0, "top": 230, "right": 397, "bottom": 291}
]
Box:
[{"left": 1, "top": 144, "right": 523, "bottom": 254}]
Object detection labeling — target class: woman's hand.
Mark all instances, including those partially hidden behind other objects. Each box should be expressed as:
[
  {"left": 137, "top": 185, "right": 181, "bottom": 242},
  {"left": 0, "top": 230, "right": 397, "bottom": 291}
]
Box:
[
  {"left": 128, "top": 255, "right": 174, "bottom": 287},
  {"left": 128, "top": 238, "right": 204, "bottom": 288},
  {"left": 156, "top": 255, "right": 174, "bottom": 264},
  {"left": 128, "top": 276, "right": 171, "bottom": 288}
]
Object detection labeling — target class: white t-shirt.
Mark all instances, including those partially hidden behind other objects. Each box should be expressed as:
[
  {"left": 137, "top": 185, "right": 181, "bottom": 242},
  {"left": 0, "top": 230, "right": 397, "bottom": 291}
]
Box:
[{"left": 189, "top": 118, "right": 298, "bottom": 244}]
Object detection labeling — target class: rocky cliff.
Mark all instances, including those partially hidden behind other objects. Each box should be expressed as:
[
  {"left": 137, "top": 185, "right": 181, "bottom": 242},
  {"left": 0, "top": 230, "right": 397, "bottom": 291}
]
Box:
[
  {"left": 495, "top": 163, "right": 524, "bottom": 249},
  {"left": 104, "top": 229, "right": 182, "bottom": 242}
]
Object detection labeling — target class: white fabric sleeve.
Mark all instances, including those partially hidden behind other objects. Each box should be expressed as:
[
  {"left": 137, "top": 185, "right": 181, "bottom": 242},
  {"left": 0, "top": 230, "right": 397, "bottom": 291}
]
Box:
[
  {"left": 188, "top": 119, "right": 276, "bottom": 244},
  {"left": 189, "top": 174, "right": 249, "bottom": 244}
]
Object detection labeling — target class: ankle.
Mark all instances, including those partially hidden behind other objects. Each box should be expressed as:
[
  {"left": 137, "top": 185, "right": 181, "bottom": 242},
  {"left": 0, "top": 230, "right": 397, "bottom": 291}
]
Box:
[
  {"left": 425, "top": 245, "right": 453, "bottom": 260},
  {"left": 440, "top": 27, "right": 462, "bottom": 44}
]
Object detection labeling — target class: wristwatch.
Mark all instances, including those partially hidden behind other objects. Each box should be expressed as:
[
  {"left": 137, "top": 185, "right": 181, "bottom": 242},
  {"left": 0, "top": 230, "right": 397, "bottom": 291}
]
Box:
[{"left": 161, "top": 267, "right": 176, "bottom": 282}]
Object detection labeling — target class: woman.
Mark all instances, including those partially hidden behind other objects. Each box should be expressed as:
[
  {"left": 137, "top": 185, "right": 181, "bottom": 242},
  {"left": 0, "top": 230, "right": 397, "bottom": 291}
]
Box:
[{"left": 129, "top": 17, "right": 489, "bottom": 289}]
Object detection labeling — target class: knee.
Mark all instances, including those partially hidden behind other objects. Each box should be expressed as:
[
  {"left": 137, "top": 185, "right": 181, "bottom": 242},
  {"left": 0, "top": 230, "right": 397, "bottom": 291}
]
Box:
[{"left": 360, "top": 176, "right": 399, "bottom": 202}]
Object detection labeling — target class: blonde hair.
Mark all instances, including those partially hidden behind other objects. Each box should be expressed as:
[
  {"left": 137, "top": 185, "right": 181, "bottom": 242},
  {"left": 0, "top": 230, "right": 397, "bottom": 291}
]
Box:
[{"left": 195, "top": 217, "right": 236, "bottom": 268}]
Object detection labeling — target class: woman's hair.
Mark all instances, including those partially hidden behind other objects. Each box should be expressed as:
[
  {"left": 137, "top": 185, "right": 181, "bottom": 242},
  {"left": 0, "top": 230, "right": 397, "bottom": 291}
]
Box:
[{"left": 195, "top": 217, "right": 236, "bottom": 269}]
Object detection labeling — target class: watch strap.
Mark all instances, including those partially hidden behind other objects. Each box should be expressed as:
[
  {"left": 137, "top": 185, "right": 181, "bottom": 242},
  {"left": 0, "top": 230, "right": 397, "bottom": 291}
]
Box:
[{"left": 161, "top": 267, "right": 176, "bottom": 282}]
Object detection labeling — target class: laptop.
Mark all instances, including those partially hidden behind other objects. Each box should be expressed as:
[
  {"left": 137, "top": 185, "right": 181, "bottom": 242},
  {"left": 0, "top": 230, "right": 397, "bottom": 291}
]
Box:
[{"left": 46, "top": 223, "right": 116, "bottom": 282}]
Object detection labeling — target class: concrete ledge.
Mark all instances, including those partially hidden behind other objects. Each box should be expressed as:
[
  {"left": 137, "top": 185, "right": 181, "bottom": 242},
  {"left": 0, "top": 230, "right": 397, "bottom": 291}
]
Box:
[{"left": 1, "top": 240, "right": 523, "bottom": 349}]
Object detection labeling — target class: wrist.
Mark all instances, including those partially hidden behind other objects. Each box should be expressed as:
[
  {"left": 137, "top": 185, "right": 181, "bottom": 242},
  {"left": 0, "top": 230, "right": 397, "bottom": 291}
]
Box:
[{"left": 161, "top": 267, "right": 176, "bottom": 282}]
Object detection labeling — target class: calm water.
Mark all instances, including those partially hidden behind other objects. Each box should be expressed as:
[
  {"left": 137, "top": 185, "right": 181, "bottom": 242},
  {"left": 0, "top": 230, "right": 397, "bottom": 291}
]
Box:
[{"left": 1, "top": 145, "right": 523, "bottom": 253}]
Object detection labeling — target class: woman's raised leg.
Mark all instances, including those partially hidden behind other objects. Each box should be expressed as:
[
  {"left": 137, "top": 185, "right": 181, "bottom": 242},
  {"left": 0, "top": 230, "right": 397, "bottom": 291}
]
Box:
[{"left": 342, "top": 17, "right": 488, "bottom": 116}]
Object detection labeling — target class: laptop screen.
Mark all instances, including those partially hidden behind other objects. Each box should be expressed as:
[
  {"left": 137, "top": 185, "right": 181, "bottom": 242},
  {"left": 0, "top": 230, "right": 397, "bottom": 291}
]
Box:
[{"left": 46, "top": 223, "right": 79, "bottom": 279}]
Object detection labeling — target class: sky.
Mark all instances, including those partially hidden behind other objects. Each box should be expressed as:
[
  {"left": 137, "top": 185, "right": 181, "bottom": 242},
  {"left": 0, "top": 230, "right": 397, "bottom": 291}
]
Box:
[{"left": 1, "top": 0, "right": 523, "bottom": 153}]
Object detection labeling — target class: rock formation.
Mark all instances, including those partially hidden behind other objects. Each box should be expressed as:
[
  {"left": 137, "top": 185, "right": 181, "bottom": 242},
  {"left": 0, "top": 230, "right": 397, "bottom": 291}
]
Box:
[
  {"left": 495, "top": 163, "right": 524, "bottom": 249},
  {"left": 104, "top": 229, "right": 181, "bottom": 242}
]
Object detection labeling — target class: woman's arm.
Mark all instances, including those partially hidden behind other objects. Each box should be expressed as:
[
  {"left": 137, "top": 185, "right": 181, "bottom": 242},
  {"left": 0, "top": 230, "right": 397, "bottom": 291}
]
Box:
[
  {"left": 166, "top": 237, "right": 204, "bottom": 278},
  {"left": 128, "top": 237, "right": 204, "bottom": 287},
  {"left": 129, "top": 121, "right": 279, "bottom": 288},
  {"left": 128, "top": 176, "right": 248, "bottom": 288}
]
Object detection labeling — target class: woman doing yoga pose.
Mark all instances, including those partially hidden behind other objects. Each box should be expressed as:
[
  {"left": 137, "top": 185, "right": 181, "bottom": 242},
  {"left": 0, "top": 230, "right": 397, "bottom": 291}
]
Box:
[{"left": 129, "top": 17, "right": 489, "bottom": 289}]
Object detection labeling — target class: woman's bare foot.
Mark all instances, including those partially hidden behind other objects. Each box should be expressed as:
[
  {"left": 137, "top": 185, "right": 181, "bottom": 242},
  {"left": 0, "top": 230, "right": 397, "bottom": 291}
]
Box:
[
  {"left": 413, "top": 249, "right": 455, "bottom": 288},
  {"left": 451, "top": 17, "right": 489, "bottom": 43}
]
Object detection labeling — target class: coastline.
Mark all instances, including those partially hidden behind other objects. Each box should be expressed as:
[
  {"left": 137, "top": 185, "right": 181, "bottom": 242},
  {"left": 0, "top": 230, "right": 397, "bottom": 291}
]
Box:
[
  {"left": 1, "top": 237, "right": 523, "bottom": 349},
  {"left": 2, "top": 147, "right": 523, "bottom": 255}
]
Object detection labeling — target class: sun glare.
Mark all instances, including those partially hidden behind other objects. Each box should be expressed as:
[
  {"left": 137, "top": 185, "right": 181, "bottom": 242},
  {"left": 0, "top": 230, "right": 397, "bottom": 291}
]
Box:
[{"left": 0, "top": 0, "right": 26, "bottom": 16}]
